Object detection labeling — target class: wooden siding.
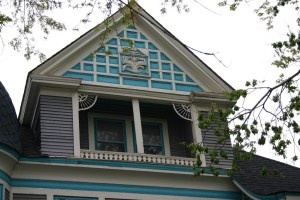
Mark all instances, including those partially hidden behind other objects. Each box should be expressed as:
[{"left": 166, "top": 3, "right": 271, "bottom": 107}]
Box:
[
  {"left": 40, "top": 95, "right": 74, "bottom": 156},
  {"left": 13, "top": 194, "right": 46, "bottom": 200},
  {"left": 4, "top": 189, "right": 9, "bottom": 200},
  {"left": 79, "top": 99, "right": 191, "bottom": 157}
]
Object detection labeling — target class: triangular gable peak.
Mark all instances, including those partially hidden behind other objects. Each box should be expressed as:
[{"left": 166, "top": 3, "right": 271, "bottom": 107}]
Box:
[{"left": 31, "top": 5, "right": 233, "bottom": 94}]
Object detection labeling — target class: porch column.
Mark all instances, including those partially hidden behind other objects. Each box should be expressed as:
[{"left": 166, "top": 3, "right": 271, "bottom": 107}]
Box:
[
  {"left": 191, "top": 104, "right": 206, "bottom": 166},
  {"left": 72, "top": 92, "right": 80, "bottom": 157},
  {"left": 132, "top": 99, "right": 144, "bottom": 154}
]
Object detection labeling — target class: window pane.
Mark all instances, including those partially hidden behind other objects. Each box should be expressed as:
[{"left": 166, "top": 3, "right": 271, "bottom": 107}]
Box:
[
  {"left": 96, "top": 120, "right": 124, "bottom": 142},
  {"left": 142, "top": 124, "right": 161, "bottom": 145},
  {"left": 144, "top": 145, "right": 163, "bottom": 155},
  {"left": 97, "top": 142, "right": 125, "bottom": 152}
]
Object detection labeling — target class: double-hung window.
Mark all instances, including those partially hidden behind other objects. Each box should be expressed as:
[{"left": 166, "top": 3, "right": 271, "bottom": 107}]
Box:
[
  {"left": 94, "top": 119, "right": 126, "bottom": 152},
  {"left": 142, "top": 122, "right": 164, "bottom": 155}
]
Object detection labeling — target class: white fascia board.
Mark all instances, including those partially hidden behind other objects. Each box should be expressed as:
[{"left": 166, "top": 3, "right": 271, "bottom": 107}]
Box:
[
  {"left": 190, "top": 91, "right": 236, "bottom": 109},
  {"left": 136, "top": 11, "right": 233, "bottom": 93}
]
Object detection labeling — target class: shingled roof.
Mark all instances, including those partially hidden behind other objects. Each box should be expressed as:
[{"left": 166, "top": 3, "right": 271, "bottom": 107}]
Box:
[
  {"left": 0, "top": 82, "right": 22, "bottom": 153},
  {"left": 233, "top": 154, "right": 300, "bottom": 196}
]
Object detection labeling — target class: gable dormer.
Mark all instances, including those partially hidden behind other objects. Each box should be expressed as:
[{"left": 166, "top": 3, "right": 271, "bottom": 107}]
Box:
[{"left": 19, "top": 4, "right": 234, "bottom": 169}]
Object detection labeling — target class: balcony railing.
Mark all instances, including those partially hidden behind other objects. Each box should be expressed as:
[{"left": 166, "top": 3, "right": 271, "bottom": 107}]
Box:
[{"left": 80, "top": 149, "right": 196, "bottom": 167}]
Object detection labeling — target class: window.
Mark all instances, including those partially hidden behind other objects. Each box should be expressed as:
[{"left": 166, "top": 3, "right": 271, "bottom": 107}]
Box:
[
  {"left": 54, "top": 196, "right": 97, "bottom": 200},
  {"left": 95, "top": 119, "right": 126, "bottom": 152},
  {"left": 142, "top": 122, "right": 164, "bottom": 155}
]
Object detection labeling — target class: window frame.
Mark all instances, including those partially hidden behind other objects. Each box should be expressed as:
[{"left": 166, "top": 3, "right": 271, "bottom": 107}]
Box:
[{"left": 54, "top": 196, "right": 98, "bottom": 200}]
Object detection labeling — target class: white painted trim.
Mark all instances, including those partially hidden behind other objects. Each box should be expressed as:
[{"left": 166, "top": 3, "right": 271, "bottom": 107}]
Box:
[
  {"left": 190, "top": 104, "right": 206, "bottom": 167},
  {"left": 132, "top": 99, "right": 144, "bottom": 154},
  {"left": 72, "top": 92, "right": 80, "bottom": 157},
  {"left": 233, "top": 180, "right": 259, "bottom": 200}
]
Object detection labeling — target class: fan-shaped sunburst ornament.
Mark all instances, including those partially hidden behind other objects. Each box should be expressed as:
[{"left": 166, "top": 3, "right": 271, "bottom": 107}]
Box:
[
  {"left": 78, "top": 93, "right": 97, "bottom": 111},
  {"left": 172, "top": 104, "right": 192, "bottom": 121}
]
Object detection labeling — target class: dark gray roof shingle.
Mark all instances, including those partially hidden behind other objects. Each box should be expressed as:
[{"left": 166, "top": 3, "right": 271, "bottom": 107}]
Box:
[
  {"left": 233, "top": 154, "right": 300, "bottom": 195},
  {"left": 0, "top": 82, "right": 22, "bottom": 153}
]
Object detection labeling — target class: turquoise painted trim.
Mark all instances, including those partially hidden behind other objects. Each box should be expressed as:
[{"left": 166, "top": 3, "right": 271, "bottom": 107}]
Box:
[
  {"left": 126, "top": 31, "right": 138, "bottom": 39},
  {"left": 0, "top": 169, "right": 11, "bottom": 185},
  {"left": 11, "top": 178, "right": 241, "bottom": 199},
  {"left": 173, "top": 64, "right": 182, "bottom": 72},
  {"left": 71, "top": 63, "right": 81, "bottom": 70},
  {"left": 175, "top": 83, "right": 203, "bottom": 92},
  {"left": 84, "top": 55, "right": 93, "bottom": 61},
  {"left": 140, "top": 33, "right": 147, "bottom": 40},
  {"left": 96, "top": 65, "right": 106, "bottom": 73},
  {"left": 151, "top": 81, "right": 173, "bottom": 90},
  {"left": 0, "top": 184, "right": 3, "bottom": 200},
  {"left": 117, "top": 31, "right": 124, "bottom": 37},
  {"left": 97, "top": 75, "right": 119, "bottom": 84},
  {"left": 109, "top": 66, "right": 119, "bottom": 74},
  {"left": 0, "top": 144, "right": 20, "bottom": 160},
  {"left": 83, "top": 63, "right": 93, "bottom": 71},
  {"left": 149, "top": 52, "right": 158, "bottom": 59},
  {"left": 108, "top": 47, "right": 118, "bottom": 54},
  {"left": 54, "top": 196, "right": 97, "bottom": 200},
  {"left": 107, "top": 38, "right": 118, "bottom": 45},
  {"left": 94, "top": 118, "right": 127, "bottom": 152},
  {"left": 97, "top": 46, "right": 105, "bottom": 53},
  {"left": 162, "top": 72, "right": 172, "bottom": 80},
  {"left": 127, "top": 25, "right": 136, "bottom": 30},
  {"left": 174, "top": 73, "right": 183, "bottom": 81},
  {"left": 96, "top": 55, "right": 106, "bottom": 63},
  {"left": 151, "top": 71, "right": 160, "bottom": 79},
  {"left": 123, "top": 77, "right": 149, "bottom": 87},
  {"left": 109, "top": 56, "right": 119, "bottom": 65},
  {"left": 150, "top": 61, "right": 159, "bottom": 69},
  {"left": 134, "top": 41, "right": 146, "bottom": 49},
  {"left": 160, "top": 52, "right": 170, "bottom": 61},
  {"left": 233, "top": 180, "right": 300, "bottom": 200},
  {"left": 63, "top": 72, "right": 94, "bottom": 81},
  {"left": 148, "top": 42, "right": 158, "bottom": 50},
  {"left": 186, "top": 75, "right": 195, "bottom": 83},
  {"left": 120, "top": 39, "right": 131, "bottom": 47},
  {"left": 162, "top": 63, "right": 171, "bottom": 71}
]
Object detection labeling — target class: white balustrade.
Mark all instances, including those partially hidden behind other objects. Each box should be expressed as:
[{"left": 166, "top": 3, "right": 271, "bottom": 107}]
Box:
[{"left": 80, "top": 150, "right": 196, "bottom": 167}]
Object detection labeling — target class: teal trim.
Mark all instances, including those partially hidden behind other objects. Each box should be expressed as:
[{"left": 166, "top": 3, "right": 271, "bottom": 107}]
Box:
[
  {"left": 0, "top": 144, "right": 20, "bottom": 160},
  {"left": 71, "top": 63, "right": 81, "bottom": 70},
  {"left": 148, "top": 42, "right": 158, "bottom": 50},
  {"left": 140, "top": 33, "right": 147, "bottom": 40},
  {"left": 63, "top": 72, "right": 94, "bottom": 81},
  {"left": 120, "top": 39, "right": 131, "bottom": 47},
  {"left": 186, "top": 75, "right": 195, "bottom": 83},
  {"left": 150, "top": 61, "right": 159, "bottom": 69},
  {"left": 108, "top": 47, "right": 118, "bottom": 54},
  {"left": 107, "top": 38, "right": 118, "bottom": 45},
  {"left": 117, "top": 31, "right": 124, "bottom": 37},
  {"left": 127, "top": 25, "right": 136, "bottom": 30},
  {"left": 149, "top": 52, "right": 158, "bottom": 59},
  {"left": 109, "top": 56, "right": 119, "bottom": 65},
  {"left": 96, "top": 65, "right": 106, "bottom": 73},
  {"left": 174, "top": 73, "right": 183, "bottom": 81},
  {"left": 11, "top": 178, "right": 241, "bottom": 199},
  {"left": 160, "top": 52, "right": 170, "bottom": 61},
  {"left": 94, "top": 118, "right": 127, "bottom": 152},
  {"left": 123, "top": 77, "right": 149, "bottom": 87},
  {"left": 84, "top": 55, "right": 93, "bottom": 61},
  {"left": 151, "top": 71, "right": 160, "bottom": 79},
  {"left": 109, "top": 66, "right": 119, "bottom": 74},
  {"left": 97, "top": 75, "right": 119, "bottom": 84},
  {"left": 54, "top": 196, "right": 97, "bottom": 200},
  {"left": 134, "top": 41, "right": 145, "bottom": 49},
  {"left": 83, "top": 63, "right": 93, "bottom": 71},
  {"left": 161, "top": 63, "right": 171, "bottom": 71},
  {"left": 162, "top": 72, "right": 172, "bottom": 80},
  {"left": 173, "top": 64, "right": 182, "bottom": 72},
  {"left": 127, "top": 31, "right": 138, "bottom": 39},
  {"left": 96, "top": 55, "right": 106, "bottom": 63},
  {"left": 175, "top": 83, "right": 203, "bottom": 92},
  {"left": 151, "top": 81, "right": 173, "bottom": 90},
  {"left": 0, "top": 184, "right": 2, "bottom": 200},
  {"left": 0, "top": 169, "right": 11, "bottom": 185},
  {"left": 97, "top": 46, "right": 105, "bottom": 53}
]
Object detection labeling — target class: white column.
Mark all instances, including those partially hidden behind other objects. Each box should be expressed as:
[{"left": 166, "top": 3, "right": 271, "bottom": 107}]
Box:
[
  {"left": 132, "top": 99, "right": 144, "bottom": 154},
  {"left": 72, "top": 92, "right": 80, "bottom": 157},
  {"left": 190, "top": 104, "right": 206, "bottom": 166}
]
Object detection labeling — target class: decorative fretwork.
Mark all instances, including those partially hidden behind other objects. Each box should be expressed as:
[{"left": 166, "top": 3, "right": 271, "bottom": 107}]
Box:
[
  {"left": 78, "top": 93, "right": 97, "bottom": 111},
  {"left": 172, "top": 104, "right": 192, "bottom": 121},
  {"left": 80, "top": 150, "right": 196, "bottom": 167}
]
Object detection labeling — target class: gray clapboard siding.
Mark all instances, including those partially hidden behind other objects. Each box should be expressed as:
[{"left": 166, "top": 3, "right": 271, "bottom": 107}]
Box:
[
  {"left": 40, "top": 95, "right": 74, "bottom": 156},
  {"left": 13, "top": 193, "right": 46, "bottom": 200}
]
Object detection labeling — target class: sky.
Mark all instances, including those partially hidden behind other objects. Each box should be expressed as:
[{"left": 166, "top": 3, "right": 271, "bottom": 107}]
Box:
[{"left": 0, "top": 0, "right": 299, "bottom": 166}]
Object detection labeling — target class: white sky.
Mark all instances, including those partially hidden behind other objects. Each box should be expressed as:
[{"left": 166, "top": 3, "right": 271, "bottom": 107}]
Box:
[{"left": 0, "top": 0, "right": 299, "bottom": 166}]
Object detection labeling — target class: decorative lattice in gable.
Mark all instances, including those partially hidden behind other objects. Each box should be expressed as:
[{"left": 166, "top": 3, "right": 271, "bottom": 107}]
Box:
[{"left": 63, "top": 26, "right": 204, "bottom": 93}]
